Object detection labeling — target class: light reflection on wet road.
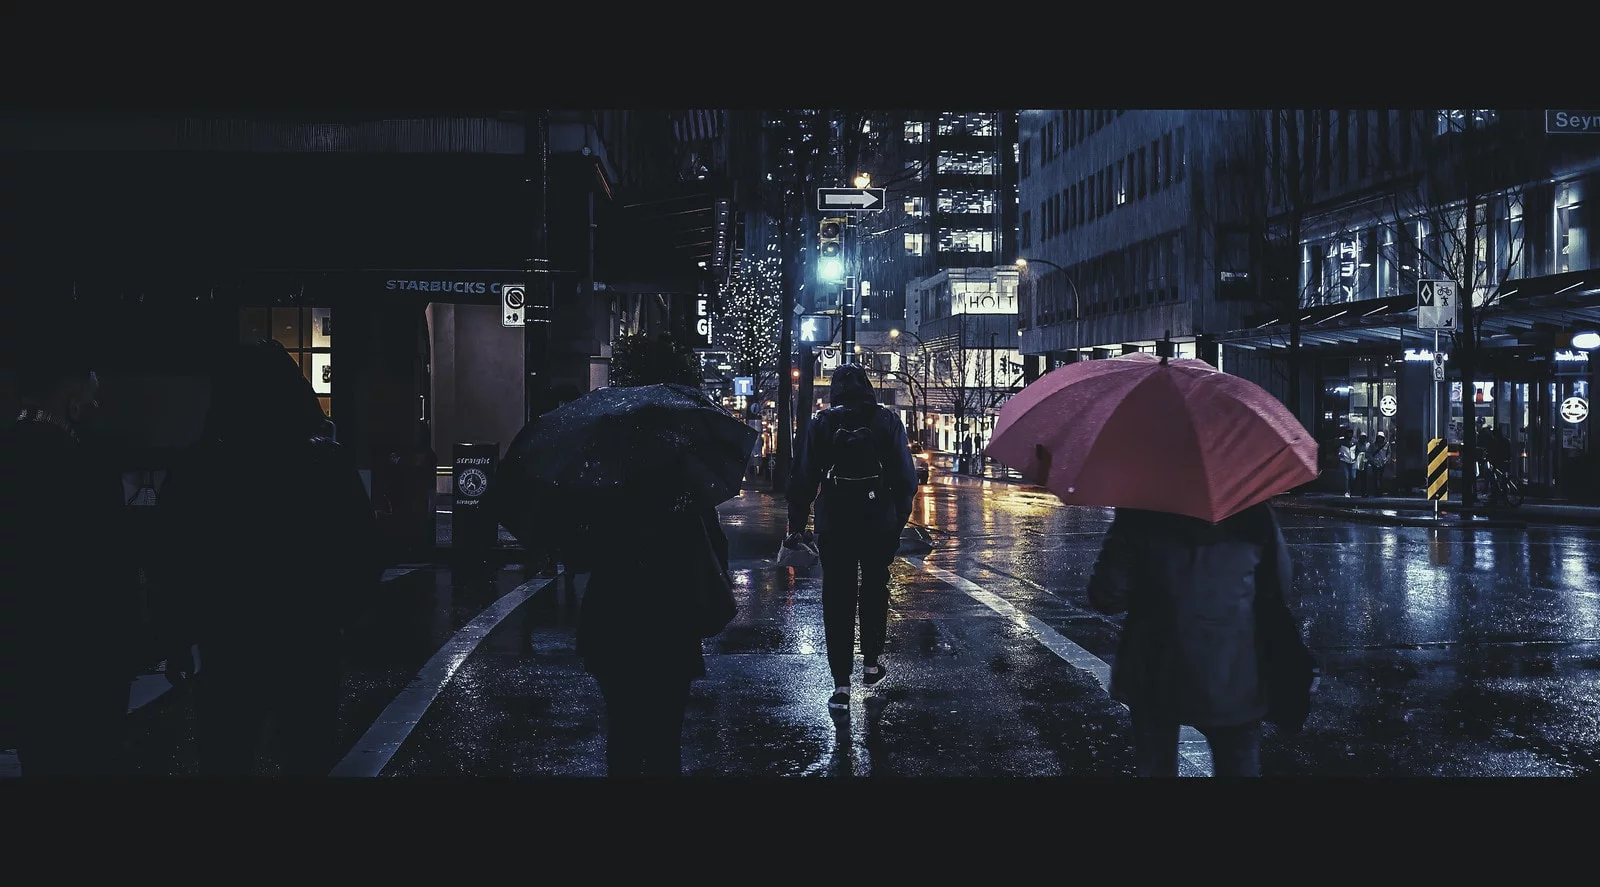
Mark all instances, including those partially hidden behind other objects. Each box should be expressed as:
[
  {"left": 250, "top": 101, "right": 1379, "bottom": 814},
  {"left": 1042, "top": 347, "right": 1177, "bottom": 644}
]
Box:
[{"left": 101, "top": 471, "right": 1600, "bottom": 777}]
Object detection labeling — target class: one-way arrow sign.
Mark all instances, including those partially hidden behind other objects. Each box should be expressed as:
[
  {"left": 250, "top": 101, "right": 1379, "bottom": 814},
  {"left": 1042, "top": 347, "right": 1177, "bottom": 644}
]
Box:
[{"left": 817, "top": 187, "right": 886, "bottom": 211}]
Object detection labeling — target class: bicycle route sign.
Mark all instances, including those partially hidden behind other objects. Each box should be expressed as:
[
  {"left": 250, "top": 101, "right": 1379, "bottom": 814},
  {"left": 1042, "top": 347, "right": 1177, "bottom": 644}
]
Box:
[{"left": 1417, "top": 279, "right": 1457, "bottom": 331}]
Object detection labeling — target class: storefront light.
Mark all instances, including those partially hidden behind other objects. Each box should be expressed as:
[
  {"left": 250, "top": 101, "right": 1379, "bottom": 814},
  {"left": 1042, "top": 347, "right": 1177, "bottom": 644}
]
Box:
[{"left": 1571, "top": 331, "right": 1600, "bottom": 350}]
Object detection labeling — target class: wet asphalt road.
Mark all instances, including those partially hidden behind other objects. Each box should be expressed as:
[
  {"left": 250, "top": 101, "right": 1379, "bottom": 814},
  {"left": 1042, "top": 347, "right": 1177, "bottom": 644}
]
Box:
[{"left": 102, "top": 470, "right": 1600, "bottom": 777}]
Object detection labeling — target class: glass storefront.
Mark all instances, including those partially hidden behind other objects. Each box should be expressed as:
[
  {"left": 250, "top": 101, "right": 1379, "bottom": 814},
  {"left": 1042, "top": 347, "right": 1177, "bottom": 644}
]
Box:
[{"left": 1317, "top": 355, "right": 1398, "bottom": 444}]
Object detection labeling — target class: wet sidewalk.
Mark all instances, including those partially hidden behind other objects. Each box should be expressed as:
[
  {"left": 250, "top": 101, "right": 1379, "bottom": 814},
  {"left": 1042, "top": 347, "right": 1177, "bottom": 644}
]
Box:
[{"left": 1271, "top": 491, "right": 1600, "bottom": 529}]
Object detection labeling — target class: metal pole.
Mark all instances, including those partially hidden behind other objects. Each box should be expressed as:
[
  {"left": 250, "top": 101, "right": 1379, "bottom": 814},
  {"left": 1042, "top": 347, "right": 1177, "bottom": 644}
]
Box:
[
  {"left": 1440, "top": 326, "right": 1452, "bottom": 518},
  {"left": 524, "top": 109, "right": 551, "bottom": 423}
]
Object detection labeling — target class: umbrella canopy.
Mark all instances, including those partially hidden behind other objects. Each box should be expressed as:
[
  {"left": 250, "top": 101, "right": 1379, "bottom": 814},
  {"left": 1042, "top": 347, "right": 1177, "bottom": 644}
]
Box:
[
  {"left": 986, "top": 352, "right": 1317, "bottom": 523},
  {"left": 488, "top": 383, "right": 758, "bottom": 545}
]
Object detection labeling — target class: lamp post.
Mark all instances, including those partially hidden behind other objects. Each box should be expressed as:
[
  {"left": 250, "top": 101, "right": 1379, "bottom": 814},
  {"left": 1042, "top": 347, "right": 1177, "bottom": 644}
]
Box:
[
  {"left": 1016, "top": 257, "right": 1083, "bottom": 363},
  {"left": 889, "top": 327, "right": 930, "bottom": 447}
]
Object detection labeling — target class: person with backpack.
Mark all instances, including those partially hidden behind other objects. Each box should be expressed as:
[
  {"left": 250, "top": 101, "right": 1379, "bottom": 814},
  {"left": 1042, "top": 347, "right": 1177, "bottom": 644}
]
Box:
[{"left": 786, "top": 364, "right": 918, "bottom": 711}]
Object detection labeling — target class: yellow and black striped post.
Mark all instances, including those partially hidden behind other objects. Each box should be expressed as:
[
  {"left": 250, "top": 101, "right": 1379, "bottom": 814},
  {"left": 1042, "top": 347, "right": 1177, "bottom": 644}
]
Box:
[{"left": 1426, "top": 438, "right": 1449, "bottom": 517}]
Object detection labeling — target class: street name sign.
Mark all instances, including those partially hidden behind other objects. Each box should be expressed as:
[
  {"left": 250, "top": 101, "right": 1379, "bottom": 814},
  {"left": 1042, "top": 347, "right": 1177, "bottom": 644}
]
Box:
[
  {"left": 817, "top": 187, "right": 886, "bottom": 211},
  {"left": 1417, "top": 279, "right": 1457, "bottom": 330},
  {"left": 1546, "top": 110, "right": 1600, "bottom": 134}
]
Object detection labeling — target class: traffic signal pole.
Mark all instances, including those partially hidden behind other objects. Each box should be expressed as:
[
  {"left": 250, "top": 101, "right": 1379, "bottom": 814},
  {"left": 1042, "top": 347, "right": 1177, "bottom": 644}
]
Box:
[
  {"left": 524, "top": 109, "right": 552, "bottom": 423},
  {"left": 842, "top": 215, "right": 856, "bottom": 365}
]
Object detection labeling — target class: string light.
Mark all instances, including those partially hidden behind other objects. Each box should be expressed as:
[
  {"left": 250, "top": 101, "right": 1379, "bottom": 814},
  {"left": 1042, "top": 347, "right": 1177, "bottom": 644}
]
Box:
[{"left": 716, "top": 255, "right": 783, "bottom": 379}]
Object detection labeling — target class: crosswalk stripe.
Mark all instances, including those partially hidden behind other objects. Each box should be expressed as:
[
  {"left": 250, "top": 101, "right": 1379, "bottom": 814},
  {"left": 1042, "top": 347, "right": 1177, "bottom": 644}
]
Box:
[{"left": 902, "top": 555, "right": 1213, "bottom": 777}]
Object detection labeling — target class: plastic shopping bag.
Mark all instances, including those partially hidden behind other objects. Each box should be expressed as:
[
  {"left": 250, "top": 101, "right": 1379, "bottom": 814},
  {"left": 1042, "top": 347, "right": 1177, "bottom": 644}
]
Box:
[{"left": 775, "top": 534, "right": 820, "bottom": 570}]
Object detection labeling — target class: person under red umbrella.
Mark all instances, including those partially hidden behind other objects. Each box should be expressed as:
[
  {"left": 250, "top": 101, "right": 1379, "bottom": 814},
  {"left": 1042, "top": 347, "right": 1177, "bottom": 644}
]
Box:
[{"left": 991, "top": 349, "right": 1316, "bottom": 776}]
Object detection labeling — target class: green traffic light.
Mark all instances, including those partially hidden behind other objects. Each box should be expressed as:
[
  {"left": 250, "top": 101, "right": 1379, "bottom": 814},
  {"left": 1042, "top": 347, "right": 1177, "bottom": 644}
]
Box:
[{"left": 819, "top": 257, "right": 844, "bottom": 282}]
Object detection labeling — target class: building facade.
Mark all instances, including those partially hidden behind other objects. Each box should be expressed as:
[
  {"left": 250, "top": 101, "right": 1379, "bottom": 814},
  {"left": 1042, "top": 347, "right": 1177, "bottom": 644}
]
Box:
[
  {"left": 1212, "top": 110, "right": 1600, "bottom": 499},
  {"left": 1015, "top": 110, "right": 1264, "bottom": 374},
  {"left": 838, "top": 110, "right": 1021, "bottom": 449},
  {"left": 0, "top": 110, "right": 708, "bottom": 541}
]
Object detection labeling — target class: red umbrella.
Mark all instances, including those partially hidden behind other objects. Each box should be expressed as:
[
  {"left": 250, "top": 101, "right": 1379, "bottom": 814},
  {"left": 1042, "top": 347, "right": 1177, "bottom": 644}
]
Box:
[{"left": 986, "top": 352, "right": 1317, "bottom": 523}]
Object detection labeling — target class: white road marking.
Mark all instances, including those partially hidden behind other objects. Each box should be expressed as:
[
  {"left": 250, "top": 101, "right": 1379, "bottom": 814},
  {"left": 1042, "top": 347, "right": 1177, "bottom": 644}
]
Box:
[
  {"left": 330, "top": 573, "right": 557, "bottom": 777},
  {"left": 902, "top": 555, "right": 1213, "bottom": 777}
]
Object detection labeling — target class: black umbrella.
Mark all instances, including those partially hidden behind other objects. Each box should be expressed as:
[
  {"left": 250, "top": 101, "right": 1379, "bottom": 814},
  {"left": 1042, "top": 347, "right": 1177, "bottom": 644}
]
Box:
[{"left": 488, "top": 383, "right": 758, "bottom": 546}]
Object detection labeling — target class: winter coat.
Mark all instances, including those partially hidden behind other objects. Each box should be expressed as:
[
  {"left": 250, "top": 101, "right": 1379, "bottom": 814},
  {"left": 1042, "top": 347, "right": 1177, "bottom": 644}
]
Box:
[
  {"left": 0, "top": 415, "right": 139, "bottom": 738},
  {"left": 577, "top": 507, "right": 729, "bottom": 681},
  {"left": 1087, "top": 503, "right": 1291, "bottom": 727},
  {"left": 151, "top": 433, "right": 382, "bottom": 651},
  {"left": 787, "top": 365, "right": 918, "bottom": 535}
]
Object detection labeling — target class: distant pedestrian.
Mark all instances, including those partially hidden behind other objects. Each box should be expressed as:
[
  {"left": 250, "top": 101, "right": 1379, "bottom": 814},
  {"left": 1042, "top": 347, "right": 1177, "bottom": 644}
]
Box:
[
  {"left": 1364, "top": 432, "right": 1390, "bottom": 497},
  {"left": 1337, "top": 432, "right": 1358, "bottom": 497},
  {"left": 151, "top": 339, "right": 381, "bottom": 777},
  {"left": 1087, "top": 502, "right": 1308, "bottom": 777},
  {"left": 786, "top": 364, "right": 918, "bottom": 711},
  {"left": 0, "top": 351, "right": 141, "bottom": 776},
  {"left": 574, "top": 497, "right": 732, "bottom": 777},
  {"left": 1352, "top": 432, "right": 1370, "bottom": 496}
]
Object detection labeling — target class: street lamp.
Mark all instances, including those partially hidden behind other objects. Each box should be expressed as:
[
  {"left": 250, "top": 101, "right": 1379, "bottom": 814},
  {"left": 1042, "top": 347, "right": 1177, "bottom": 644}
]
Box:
[
  {"left": 1016, "top": 257, "right": 1084, "bottom": 361},
  {"left": 890, "top": 327, "right": 931, "bottom": 447},
  {"left": 853, "top": 172, "right": 871, "bottom": 189}
]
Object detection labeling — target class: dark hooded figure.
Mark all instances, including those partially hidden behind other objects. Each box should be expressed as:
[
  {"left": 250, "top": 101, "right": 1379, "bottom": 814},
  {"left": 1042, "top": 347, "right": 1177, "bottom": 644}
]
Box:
[
  {"left": 150, "top": 339, "right": 380, "bottom": 776},
  {"left": 1, "top": 350, "right": 140, "bottom": 776},
  {"left": 787, "top": 363, "right": 918, "bottom": 711}
]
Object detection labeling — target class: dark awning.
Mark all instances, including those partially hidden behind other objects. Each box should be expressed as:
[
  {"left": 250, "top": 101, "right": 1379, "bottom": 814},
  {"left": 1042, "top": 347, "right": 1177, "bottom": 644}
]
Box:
[{"left": 1214, "top": 270, "right": 1600, "bottom": 351}]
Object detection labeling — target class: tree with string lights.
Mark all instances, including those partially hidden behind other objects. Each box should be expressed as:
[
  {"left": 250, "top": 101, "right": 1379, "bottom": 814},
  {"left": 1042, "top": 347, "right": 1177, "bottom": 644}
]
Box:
[{"left": 716, "top": 255, "right": 784, "bottom": 409}]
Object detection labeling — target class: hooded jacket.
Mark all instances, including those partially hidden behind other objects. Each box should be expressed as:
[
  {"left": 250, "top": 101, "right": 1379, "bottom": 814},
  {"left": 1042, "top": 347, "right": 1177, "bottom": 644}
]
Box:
[
  {"left": 786, "top": 364, "right": 918, "bottom": 535},
  {"left": 150, "top": 341, "right": 382, "bottom": 648}
]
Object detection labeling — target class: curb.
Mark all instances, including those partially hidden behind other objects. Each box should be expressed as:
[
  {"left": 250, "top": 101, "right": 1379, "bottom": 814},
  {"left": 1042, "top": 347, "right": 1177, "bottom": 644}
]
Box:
[{"left": 1273, "top": 502, "right": 1528, "bottom": 530}]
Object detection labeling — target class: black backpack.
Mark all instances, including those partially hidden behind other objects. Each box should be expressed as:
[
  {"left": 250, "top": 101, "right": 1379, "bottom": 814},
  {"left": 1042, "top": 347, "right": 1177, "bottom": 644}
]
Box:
[{"left": 823, "top": 408, "right": 887, "bottom": 520}]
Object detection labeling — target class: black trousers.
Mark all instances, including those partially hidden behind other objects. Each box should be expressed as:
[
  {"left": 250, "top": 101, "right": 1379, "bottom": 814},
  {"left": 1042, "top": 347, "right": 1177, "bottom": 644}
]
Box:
[
  {"left": 13, "top": 675, "right": 129, "bottom": 777},
  {"left": 595, "top": 672, "right": 693, "bottom": 777},
  {"left": 1130, "top": 707, "right": 1262, "bottom": 777},
  {"left": 195, "top": 642, "right": 341, "bottom": 777},
  {"left": 817, "top": 529, "right": 901, "bottom": 686}
]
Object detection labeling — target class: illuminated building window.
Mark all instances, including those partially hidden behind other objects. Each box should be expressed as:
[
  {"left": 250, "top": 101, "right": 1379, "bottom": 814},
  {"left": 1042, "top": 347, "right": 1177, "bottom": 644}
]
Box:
[
  {"left": 939, "top": 229, "right": 994, "bottom": 253},
  {"left": 938, "top": 189, "right": 997, "bottom": 215},
  {"left": 239, "top": 306, "right": 333, "bottom": 419},
  {"left": 937, "top": 151, "right": 997, "bottom": 176},
  {"left": 904, "top": 232, "right": 924, "bottom": 256}
]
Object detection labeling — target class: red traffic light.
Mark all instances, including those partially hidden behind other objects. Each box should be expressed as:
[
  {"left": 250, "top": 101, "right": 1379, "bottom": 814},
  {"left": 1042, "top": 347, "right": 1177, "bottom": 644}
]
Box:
[{"left": 820, "top": 220, "right": 841, "bottom": 238}]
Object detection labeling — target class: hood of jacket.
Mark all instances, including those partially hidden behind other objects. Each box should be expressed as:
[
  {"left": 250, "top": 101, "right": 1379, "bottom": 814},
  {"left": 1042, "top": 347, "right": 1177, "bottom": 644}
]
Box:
[{"left": 830, "top": 364, "right": 876, "bottom": 405}]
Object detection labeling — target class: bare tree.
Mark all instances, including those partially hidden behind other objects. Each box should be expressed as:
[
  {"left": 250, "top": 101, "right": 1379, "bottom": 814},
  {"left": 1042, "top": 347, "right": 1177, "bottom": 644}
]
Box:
[
  {"left": 927, "top": 324, "right": 1017, "bottom": 463},
  {"left": 1356, "top": 110, "right": 1544, "bottom": 506},
  {"left": 1198, "top": 109, "right": 1343, "bottom": 419}
]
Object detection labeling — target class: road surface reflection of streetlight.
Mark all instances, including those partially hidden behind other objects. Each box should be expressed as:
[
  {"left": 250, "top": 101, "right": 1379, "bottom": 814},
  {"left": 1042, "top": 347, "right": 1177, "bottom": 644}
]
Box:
[{"left": 1016, "top": 257, "right": 1083, "bottom": 360}]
